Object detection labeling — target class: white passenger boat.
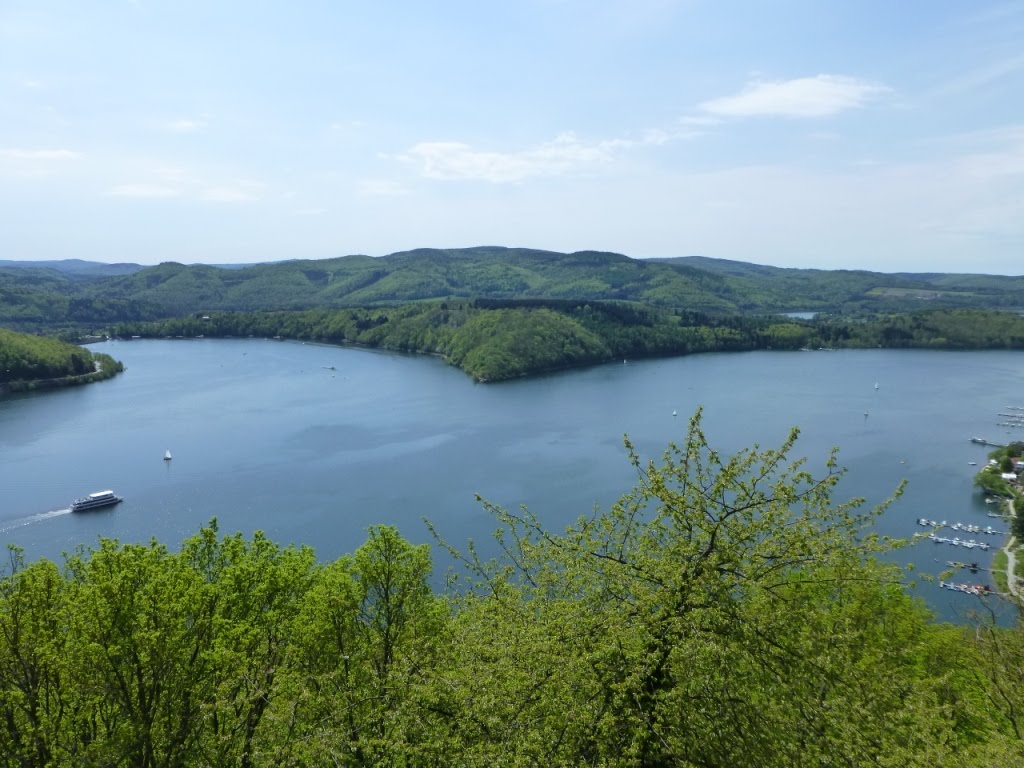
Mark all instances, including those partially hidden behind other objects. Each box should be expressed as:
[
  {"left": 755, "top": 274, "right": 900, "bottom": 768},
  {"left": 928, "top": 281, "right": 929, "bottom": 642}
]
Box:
[{"left": 70, "top": 490, "right": 123, "bottom": 512}]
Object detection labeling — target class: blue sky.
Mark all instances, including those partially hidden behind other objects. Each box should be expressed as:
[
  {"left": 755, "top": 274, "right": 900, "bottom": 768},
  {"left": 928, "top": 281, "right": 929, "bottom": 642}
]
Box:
[{"left": 2, "top": 1, "right": 1023, "bottom": 273}]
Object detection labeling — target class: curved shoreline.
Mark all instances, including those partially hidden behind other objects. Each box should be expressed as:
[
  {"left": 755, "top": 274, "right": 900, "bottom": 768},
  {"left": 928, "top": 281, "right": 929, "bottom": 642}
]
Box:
[{"left": 0, "top": 356, "right": 124, "bottom": 397}]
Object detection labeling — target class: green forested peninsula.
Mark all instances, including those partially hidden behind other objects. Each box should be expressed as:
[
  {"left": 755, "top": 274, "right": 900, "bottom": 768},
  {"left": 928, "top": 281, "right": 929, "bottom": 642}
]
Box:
[
  {"left": 6, "top": 248, "right": 1024, "bottom": 382},
  {"left": 115, "top": 304, "right": 1024, "bottom": 382},
  {"left": 0, "top": 328, "right": 122, "bottom": 390},
  {"left": 1, "top": 415, "right": 1021, "bottom": 767}
]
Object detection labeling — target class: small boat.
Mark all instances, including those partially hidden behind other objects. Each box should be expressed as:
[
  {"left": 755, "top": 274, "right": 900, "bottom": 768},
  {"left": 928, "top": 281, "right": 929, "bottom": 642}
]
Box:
[
  {"left": 164, "top": 450, "right": 172, "bottom": 461},
  {"left": 70, "top": 490, "right": 123, "bottom": 513},
  {"left": 672, "top": 410, "right": 677, "bottom": 417},
  {"left": 874, "top": 382, "right": 879, "bottom": 390}
]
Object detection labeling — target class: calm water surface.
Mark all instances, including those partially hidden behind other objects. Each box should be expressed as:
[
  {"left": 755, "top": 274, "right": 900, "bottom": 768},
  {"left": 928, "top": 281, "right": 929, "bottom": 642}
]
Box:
[{"left": 1, "top": 339, "right": 1021, "bottom": 621}]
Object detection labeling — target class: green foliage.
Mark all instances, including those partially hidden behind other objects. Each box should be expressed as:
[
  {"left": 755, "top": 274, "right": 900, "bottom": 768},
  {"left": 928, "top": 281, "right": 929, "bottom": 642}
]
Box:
[
  {"left": 434, "top": 411, "right": 984, "bottom": 766},
  {"left": 0, "top": 328, "right": 122, "bottom": 389},
  {"left": 8, "top": 248, "right": 1024, "bottom": 335},
  {"left": 112, "top": 302, "right": 1024, "bottom": 383},
  {"left": 974, "top": 467, "right": 1012, "bottom": 497}
]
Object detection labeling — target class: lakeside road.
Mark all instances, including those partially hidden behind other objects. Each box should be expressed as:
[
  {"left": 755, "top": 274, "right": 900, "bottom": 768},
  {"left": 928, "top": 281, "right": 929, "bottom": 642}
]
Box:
[
  {"left": 1005, "top": 537, "right": 1020, "bottom": 600},
  {"left": 1001, "top": 498, "right": 1021, "bottom": 601}
]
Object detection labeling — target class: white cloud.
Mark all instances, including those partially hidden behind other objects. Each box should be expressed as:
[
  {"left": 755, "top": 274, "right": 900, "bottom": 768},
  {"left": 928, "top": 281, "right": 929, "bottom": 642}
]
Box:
[
  {"left": 399, "top": 130, "right": 683, "bottom": 183},
  {"left": 106, "top": 162, "right": 265, "bottom": 203},
  {"left": 167, "top": 118, "right": 208, "bottom": 134},
  {"left": 0, "top": 148, "right": 81, "bottom": 160},
  {"left": 699, "top": 75, "right": 890, "bottom": 118},
  {"left": 678, "top": 115, "right": 723, "bottom": 127},
  {"left": 109, "top": 183, "right": 180, "bottom": 198}
]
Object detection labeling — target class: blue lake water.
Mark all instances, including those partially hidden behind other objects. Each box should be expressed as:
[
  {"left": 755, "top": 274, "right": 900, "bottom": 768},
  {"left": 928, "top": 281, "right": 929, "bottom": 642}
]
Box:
[{"left": 1, "top": 339, "right": 1020, "bottom": 622}]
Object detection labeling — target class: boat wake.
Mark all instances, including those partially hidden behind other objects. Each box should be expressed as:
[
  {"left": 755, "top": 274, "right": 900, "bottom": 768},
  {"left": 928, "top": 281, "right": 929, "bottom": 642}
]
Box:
[{"left": 0, "top": 508, "right": 72, "bottom": 533}]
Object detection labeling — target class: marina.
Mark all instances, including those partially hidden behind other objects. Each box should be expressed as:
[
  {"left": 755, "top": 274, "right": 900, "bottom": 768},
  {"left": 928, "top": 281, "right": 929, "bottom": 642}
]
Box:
[
  {"left": 939, "top": 581, "right": 995, "bottom": 596},
  {"left": 916, "top": 519, "right": 1005, "bottom": 535},
  {"left": 924, "top": 534, "right": 992, "bottom": 551}
]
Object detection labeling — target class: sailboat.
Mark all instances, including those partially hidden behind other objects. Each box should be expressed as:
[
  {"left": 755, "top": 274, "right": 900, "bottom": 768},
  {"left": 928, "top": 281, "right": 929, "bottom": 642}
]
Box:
[{"left": 163, "top": 450, "right": 172, "bottom": 461}]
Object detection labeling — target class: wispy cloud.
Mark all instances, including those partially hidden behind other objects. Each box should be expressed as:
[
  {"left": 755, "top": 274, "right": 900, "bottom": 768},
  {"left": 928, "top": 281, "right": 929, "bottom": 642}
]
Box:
[
  {"left": 399, "top": 129, "right": 684, "bottom": 183},
  {"left": 935, "top": 54, "right": 1024, "bottom": 97},
  {"left": 199, "top": 183, "right": 263, "bottom": 202},
  {"left": 357, "top": 179, "right": 409, "bottom": 197},
  {"left": 166, "top": 118, "right": 208, "bottom": 134},
  {"left": 0, "top": 148, "right": 81, "bottom": 160},
  {"left": 699, "top": 75, "right": 891, "bottom": 118},
  {"left": 955, "top": 127, "right": 1024, "bottom": 179},
  {"left": 109, "top": 183, "right": 180, "bottom": 198},
  {"left": 109, "top": 169, "right": 264, "bottom": 203}
]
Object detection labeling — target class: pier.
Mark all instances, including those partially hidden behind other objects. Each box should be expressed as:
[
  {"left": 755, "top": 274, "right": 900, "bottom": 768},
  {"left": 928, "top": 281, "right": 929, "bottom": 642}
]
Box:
[{"left": 970, "top": 437, "right": 1006, "bottom": 448}]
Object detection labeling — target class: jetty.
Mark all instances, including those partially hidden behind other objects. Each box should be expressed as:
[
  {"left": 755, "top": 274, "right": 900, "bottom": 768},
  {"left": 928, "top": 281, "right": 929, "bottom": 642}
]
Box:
[
  {"left": 938, "top": 559, "right": 989, "bottom": 573},
  {"left": 970, "top": 437, "right": 1006, "bottom": 448}
]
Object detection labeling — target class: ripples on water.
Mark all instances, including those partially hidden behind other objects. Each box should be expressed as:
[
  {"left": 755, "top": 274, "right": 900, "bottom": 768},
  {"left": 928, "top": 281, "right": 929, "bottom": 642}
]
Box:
[{"left": 1, "top": 340, "right": 1022, "bottom": 622}]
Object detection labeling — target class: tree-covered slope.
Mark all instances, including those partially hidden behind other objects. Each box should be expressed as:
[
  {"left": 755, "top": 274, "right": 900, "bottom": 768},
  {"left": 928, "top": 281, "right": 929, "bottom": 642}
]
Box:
[
  {"left": 669, "top": 255, "right": 1024, "bottom": 311},
  {"left": 11, "top": 246, "right": 1024, "bottom": 334},
  {"left": 0, "top": 327, "right": 122, "bottom": 386},
  {"left": 113, "top": 302, "right": 1024, "bottom": 382},
  {"left": 0, "top": 259, "right": 144, "bottom": 278}
]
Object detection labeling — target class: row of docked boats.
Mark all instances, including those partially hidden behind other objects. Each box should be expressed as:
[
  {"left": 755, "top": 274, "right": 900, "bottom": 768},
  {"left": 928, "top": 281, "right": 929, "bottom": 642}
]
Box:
[
  {"left": 939, "top": 581, "right": 994, "bottom": 596},
  {"left": 925, "top": 533, "right": 992, "bottom": 551},
  {"left": 916, "top": 519, "right": 1005, "bottom": 535}
]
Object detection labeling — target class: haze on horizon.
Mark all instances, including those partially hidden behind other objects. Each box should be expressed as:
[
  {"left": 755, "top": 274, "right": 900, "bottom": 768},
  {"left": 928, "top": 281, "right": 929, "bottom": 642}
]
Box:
[{"left": 1, "top": 1, "right": 1022, "bottom": 275}]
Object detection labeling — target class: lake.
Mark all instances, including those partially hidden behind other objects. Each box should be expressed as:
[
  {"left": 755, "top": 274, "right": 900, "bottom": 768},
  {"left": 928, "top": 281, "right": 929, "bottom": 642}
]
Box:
[{"left": 1, "top": 339, "right": 1020, "bottom": 622}]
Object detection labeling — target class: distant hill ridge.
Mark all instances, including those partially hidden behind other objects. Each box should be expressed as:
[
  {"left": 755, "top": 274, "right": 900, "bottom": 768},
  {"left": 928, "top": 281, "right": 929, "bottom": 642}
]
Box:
[{"left": 2, "top": 247, "right": 1024, "bottom": 332}]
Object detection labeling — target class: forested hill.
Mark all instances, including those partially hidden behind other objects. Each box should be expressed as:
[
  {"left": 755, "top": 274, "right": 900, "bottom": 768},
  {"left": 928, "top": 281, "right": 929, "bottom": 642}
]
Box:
[
  {"left": 0, "top": 327, "right": 122, "bottom": 389},
  {"left": 4, "top": 247, "right": 1024, "bottom": 332}
]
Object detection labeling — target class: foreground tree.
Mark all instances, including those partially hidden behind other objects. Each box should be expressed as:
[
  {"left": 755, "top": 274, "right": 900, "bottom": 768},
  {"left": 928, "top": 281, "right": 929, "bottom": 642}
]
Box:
[{"left": 434, "top": 409, "right": 994, "bottom": 766}]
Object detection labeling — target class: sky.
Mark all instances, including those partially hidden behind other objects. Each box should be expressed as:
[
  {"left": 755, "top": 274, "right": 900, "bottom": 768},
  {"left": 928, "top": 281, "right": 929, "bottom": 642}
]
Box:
[{"left": 1, "top": 1, "right": 1023, "bottom": 273}]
